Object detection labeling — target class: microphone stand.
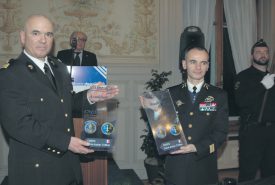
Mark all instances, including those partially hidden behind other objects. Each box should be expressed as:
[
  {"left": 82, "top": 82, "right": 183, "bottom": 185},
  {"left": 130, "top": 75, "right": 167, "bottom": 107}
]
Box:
[{"left": 70, "top": 38, "right": 77, "bottom": 80}]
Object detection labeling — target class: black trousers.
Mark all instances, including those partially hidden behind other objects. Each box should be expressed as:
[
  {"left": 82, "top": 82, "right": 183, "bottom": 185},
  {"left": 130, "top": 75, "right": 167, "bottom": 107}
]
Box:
[{"left": 238, "top": 124, "right": 275, "bottom": 182}]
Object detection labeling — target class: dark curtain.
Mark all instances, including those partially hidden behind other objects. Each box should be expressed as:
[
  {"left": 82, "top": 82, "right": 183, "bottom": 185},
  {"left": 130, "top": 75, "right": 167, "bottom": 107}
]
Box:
[{"left": 223, "top": 28, "right": 239, "bottom": 116}]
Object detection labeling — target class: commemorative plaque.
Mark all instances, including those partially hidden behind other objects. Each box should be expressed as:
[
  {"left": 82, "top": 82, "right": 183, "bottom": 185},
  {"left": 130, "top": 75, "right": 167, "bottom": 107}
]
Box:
[
  {"left": 82, "top": 98, "right": 118, "bottom": 152},
  {"left": 139, "top": 90, "right": 187, "bottom": 155},
  {"left": 70, "top": 66, "right": 118, "bottom": 151}
]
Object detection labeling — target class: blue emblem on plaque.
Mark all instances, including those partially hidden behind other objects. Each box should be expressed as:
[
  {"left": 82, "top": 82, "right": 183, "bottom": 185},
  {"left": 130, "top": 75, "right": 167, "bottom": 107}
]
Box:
[
  {"left": 101, "top": 122, "right": 114, "bottom": 135},
  {"left": 170, "top": 124, "right": 180, "bottom": 136},
  {"left": 84, "top": 120, "right": 97, "bottom": 134},
  {"left": 156, "top": 126, "right": 166, "bottom": 139}
]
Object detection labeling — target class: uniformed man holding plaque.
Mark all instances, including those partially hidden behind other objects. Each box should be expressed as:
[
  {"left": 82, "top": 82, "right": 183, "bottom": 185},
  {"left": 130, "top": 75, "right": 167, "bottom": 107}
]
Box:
[
  {"left": 165, "top": 46, "right": 229, "bottom": 185},
  {"left": 0, "top": 15, "right": 118, "bottom": 185}
]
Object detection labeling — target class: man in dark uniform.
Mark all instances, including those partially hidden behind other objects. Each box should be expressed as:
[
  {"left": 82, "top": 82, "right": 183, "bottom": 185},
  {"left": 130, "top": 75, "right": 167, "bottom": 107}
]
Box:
[
  {"left": 165, "top": 46, "right": 229, "bottom": 185},
  {"left": 57, "top": 31, "right": 98, "bottom": 66},
  {"left": 234, "top": 39, "right": 275, "bottom": 182},
  {"left": 0, "top": 15, "right": 118, "bottom": 185}
]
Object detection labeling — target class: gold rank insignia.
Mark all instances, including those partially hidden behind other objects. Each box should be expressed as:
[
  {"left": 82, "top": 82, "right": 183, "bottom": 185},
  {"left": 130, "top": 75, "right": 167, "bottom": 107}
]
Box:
[
  {"left": 1, "top": 58, "right": 15, "bottom": 69},
  {"left": 1, "top": 63, "right": 9, "bottom": 69},
  {"left": 203, "top": 83, "right": 209, "bottom": 90},
  {"left": 181, "top": 82, "right": 187, "bottom": 88},
  {"left": 205, "top": 96, "right": 214, "bottom": 102},
  {"left": 209, "top": 144, "right": 215, "bottom": 153},
  {"left": 27, "top": 64, "right": 34, "bottom": 70},
  {"left": 176, "top": 100, "right": 184, "bottom": 107},
  {"left": 234, "top": 81, "right": 240, "bottom": 90}
]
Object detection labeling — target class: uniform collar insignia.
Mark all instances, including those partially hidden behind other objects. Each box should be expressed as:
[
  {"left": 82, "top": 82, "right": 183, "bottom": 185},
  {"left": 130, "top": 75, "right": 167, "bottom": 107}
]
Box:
[
  {"left": 203, "top": 83, "right": 209, "bottom": 90},
  {"left": 47, "top": 56, "right": 58, "bottom": 68},
  {"left": 176, "top": 100, "right": 184, "bottom": 107},
  {"left": 205, "top": 96, "right": 214, "bottom": 102},
  {"left": 26, "top": 63, "right": 35, "bottom": 72},
  {"left": 181, "top": 81, "right": 187, "bottom": 88}
]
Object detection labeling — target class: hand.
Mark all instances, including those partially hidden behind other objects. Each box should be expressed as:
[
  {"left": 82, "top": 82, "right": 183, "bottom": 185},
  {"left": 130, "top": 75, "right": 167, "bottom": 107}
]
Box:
[
  {"left": 170, "top": 144, "right": 197, "bottom": 155},
  {"left": 87, "top": 82, "right": 119, "bottom": 103},
  {"left": 261, "top": 74, "right": 275, "bottom": 89},
  {"left": 68, "top": 137, "right": 94, "bottom": 154}
]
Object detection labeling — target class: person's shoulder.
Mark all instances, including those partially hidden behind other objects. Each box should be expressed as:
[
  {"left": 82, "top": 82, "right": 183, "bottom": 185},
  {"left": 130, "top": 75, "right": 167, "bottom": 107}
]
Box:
[
  {"left": 205, "top": 83, "right": 227, "bottom": 96},
  {"left": 57, "top": 49, "right": 71, "bottom": 55},
  {"left": 48, "top": 55, "right": 66, "bottom": 68},
  {"left": 168, "top": 83, "right": 183, "bottom": 91},
  {"left": 83, "top": 50, "right": 96, "bottom": 56},
  {"left": 236, "top": 66, "right": 253, "bottom": 77},
  {"left": 0, "top": 58, "right": 21, "bottom": 71}
]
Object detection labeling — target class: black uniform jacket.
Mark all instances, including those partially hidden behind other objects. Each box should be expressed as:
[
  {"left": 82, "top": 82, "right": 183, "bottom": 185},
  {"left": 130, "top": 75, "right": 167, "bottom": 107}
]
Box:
[
  {"left": 57, "top": 49, "right": 98, "bottom": 66},
  {"left": 165, "top": 82, "right": 229, "bottom": 185},
  {"left": 0, "top": 53, "right": 85, "bottom": 185},
  {"left": 234, "top": 66, "right": 275, "bottom": 123}
]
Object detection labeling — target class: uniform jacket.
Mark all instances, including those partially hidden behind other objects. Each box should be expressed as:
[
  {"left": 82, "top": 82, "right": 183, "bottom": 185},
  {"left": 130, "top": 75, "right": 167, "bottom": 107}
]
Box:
[
  {"left": 165, "top": 82, "right": 229, "bottom": 185},
  {"left": 0, "top": 53, "right": 85, "bottom": 185},
  {"left": 234, "top": 66, "right": 275, "bottom": 123},
  {"left": 57, "top": 49, "right": 98, "bottom": 66}
]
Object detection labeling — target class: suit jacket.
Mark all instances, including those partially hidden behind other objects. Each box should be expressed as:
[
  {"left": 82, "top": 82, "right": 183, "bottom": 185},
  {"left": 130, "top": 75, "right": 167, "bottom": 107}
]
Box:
[
  {"left": 0, "top": 53, "right": 86, "bottom": 185},
  {"left": 165, "top": 82, "right": 229, "bottom": 185},
  {"left": 57, "top": 49, "right": 98, "bottom": 66}
]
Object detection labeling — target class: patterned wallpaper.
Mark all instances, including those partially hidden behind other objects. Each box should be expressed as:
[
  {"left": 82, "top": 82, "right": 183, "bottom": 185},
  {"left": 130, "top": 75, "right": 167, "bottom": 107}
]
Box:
[{"left": 0, "top": 0, "right": 159, "bottom": 61}]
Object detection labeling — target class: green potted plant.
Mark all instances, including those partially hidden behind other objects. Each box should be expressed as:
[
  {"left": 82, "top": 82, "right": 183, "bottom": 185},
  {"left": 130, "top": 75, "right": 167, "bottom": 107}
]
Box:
[{"left": 140, "top": 69, "right": 172, "bottom": 184}]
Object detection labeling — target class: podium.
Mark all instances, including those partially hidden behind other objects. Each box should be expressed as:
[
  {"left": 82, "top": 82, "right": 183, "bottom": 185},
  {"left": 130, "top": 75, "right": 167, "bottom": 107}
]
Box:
[{"left": 74, "top": 118, "right": 108, "bottom": 185}]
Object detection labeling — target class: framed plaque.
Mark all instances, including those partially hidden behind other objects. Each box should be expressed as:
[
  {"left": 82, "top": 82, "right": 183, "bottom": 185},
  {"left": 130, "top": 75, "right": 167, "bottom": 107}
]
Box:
[
  {"left": 68, "top": 66, "right": 107, "bottom": 93},
  {"left": 139, "top": 90, "right": 187, "bottom": 155}
]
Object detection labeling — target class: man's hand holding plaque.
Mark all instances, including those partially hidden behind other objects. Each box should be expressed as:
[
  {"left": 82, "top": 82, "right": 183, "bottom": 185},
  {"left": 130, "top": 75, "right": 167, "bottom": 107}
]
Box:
[{"left": 87, "top": 82, "right": 119, "bottom": 103}]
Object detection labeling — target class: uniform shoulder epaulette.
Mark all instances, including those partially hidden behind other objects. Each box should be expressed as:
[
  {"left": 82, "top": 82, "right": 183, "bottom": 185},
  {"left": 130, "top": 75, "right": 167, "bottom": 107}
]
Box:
[{"left": 1, "top": 58, "right": 15, "bottom": 69}]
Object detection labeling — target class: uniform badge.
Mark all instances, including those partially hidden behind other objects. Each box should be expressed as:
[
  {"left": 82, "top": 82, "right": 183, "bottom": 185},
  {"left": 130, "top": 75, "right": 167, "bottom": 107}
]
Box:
[
  {"left": 176, "top": 100, "right": 184, "bottom": 107},
  {"left": 27, "top": 64, "right": 34, "bottom": 71},
  {"left": 181, "top": 82, "right": 187, "bottom": 88},
  {"left": 199, "top": 102, "right": 217, "bottom": 111},
  {"left": 209, "top": 144, "right": 215, "bottom": 153},
  {"left": 203, "top": 83, "right": 209, "bottom": 90},
  {"left": 204, "top": 96, "right": 214, "bottom": 102}
]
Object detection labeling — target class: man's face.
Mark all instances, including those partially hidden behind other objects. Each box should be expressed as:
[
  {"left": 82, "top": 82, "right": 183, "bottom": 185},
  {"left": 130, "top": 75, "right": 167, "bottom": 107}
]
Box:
[
  {"left": 20, "top": 16, "right": 54, "bottom": 60},
  {"left": 142, "top": 95, "right": 161, "bottom": 112},
  {"left": 182, "top": 48, "right": 209, "bottom": 84},
  {"left": 252, "top": 47, "right": 269, "bottom": 66},
  {"left": 72, "top": 32, "right": 87, "bottom": 52}
]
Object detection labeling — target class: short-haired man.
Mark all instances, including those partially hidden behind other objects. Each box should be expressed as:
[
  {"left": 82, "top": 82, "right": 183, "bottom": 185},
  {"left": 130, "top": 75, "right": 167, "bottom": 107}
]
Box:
[{"left": 234, "top": 39, "right": 275, "bottom": 182}]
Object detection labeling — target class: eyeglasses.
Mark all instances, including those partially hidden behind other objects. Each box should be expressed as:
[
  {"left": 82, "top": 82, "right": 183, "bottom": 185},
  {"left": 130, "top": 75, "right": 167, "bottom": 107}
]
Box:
[{"left": 77, "top": 38, "right": 87, "bottom": 42}]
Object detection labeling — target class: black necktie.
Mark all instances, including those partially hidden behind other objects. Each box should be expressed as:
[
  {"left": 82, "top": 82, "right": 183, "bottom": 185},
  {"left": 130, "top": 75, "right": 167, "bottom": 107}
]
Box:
[
  {"left": 191, "top": 86, "right": 197, "bottom": 103},
  {"left": 74, "top": 52, "right": 81, "bottom": 66},
  {"left": 44, "top": 63, "right": 56, "bottom": 89}
]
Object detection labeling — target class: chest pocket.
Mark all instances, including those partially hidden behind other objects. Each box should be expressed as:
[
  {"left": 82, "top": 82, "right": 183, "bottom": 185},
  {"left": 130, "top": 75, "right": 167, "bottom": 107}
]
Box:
[{"left": 27, "top": 96, "right": 57, "bottom": 122}]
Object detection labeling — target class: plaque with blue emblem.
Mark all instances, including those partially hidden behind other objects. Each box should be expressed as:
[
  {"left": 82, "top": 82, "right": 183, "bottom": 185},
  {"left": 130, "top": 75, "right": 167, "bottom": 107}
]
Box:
[
  {"left": 68, "top": 66, "right": 107, "bottom": 93},
  {"left": 82, "top": 99, "right": 118, "bottom": 152},
  {"left": 139, "top": 90, "right": 187, "bottom": 155}
]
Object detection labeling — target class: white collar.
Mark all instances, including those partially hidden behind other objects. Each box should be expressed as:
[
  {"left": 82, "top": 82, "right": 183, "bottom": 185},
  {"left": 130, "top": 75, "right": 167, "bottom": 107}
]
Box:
[
  {"left": 24, "top": 50, "right": 52, "bottom": 74},
  {"left": 187, "top": 80, "right": 204, "bottom": 93}
]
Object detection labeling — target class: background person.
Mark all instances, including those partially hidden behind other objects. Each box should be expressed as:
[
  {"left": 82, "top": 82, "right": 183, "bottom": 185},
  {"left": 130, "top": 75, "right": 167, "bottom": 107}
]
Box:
[
  {"left": 234, "top": 39, "right": 275, "bottom": 182},
  {"left": 57, "top": 31, "right": 98, "bottom": 66}
]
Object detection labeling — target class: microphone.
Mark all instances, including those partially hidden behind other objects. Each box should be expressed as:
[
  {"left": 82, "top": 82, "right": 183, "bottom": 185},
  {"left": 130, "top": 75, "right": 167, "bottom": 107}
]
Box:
[{"left": 70, "top": 37, "right": 77, "bottom": 50}]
